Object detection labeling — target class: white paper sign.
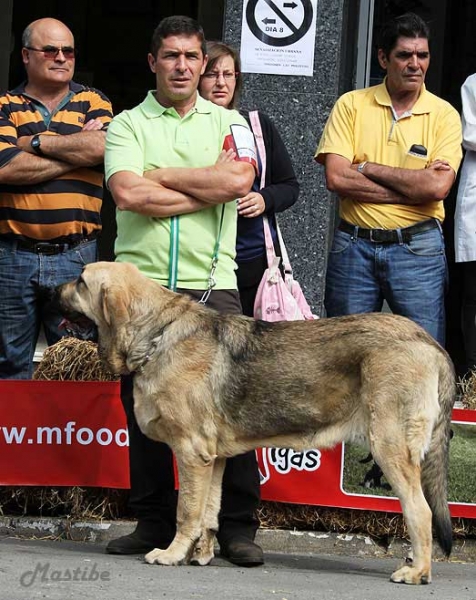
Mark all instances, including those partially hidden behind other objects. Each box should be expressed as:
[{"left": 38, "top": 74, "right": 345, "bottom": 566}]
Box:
[{"left": 240, "top": 0, "right": 318, "bottom": 77}]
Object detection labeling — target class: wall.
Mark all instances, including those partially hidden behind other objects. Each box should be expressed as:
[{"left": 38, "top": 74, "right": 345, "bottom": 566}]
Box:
[
  {"left": 223, "top": 0, "right": 347, "bottom": 313},
  {"left": 0, "top": 0, "right": 13, "bottom": 91}
]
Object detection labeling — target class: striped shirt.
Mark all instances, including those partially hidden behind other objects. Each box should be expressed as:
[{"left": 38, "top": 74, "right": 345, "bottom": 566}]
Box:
[{"left": 0, "top": 81, "right": 113, "bottom": 241}]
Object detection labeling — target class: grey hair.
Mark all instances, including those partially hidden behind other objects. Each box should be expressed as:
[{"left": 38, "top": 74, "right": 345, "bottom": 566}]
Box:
[{"left": 22, "top": 24, "right": 33, "bottom": 47}]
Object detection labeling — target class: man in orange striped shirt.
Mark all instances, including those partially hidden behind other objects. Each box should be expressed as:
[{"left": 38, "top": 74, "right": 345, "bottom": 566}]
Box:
[{"left": 0, "top": 17, "right": 113, "bottom": 378}]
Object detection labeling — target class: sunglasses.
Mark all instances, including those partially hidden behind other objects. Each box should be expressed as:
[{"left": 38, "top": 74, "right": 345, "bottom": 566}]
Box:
[{"left": 25, "top": 45, "right": 75, "bottom": 60}]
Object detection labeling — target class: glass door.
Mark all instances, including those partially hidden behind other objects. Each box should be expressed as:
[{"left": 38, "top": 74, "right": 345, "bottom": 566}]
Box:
[{"left": 354, "top": 0, "right": 447, "bottom": 94}]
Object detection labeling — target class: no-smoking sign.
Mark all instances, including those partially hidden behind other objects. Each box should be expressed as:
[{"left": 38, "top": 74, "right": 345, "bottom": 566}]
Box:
[
  {"left": 246, "top": 0, "right": 313, "bottom": 47},
  {"left": 240, "top": 0, "right": 318, "bottom": 76}
]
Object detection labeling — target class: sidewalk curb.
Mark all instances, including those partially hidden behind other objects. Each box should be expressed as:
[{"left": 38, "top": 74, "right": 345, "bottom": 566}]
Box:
[{"left": 1, "top": 516, "right": 475, "bottom": 563}]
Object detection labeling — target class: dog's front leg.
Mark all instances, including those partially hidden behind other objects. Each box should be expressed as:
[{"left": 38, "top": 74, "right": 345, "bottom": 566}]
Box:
[
  {"left": 191, "top": 457, "right": 226, "bottom": 566},
  {"left": 145, "top": 457, "right": 214, "bottom": 566}
]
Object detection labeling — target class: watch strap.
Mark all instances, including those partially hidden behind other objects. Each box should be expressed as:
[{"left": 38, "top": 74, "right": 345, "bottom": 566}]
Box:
[{"left": 31, "top": 134, "right": 44, "bottom": 156}]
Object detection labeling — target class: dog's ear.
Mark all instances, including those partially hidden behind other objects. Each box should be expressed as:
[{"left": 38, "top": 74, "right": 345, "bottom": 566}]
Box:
[
  {"left": 100, "top": 285, "right": 130, "bottom": 326},
  {"left": 97, "top": 283, "right": 133, "bottom": 375}
]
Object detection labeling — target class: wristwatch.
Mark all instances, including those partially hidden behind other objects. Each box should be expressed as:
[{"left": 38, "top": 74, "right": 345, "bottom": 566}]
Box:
[
  {"left": 30, "top": 134, "right": 44, "bottom": 156},
  {"left": 357, "top": 161, "right": 368, "bottom": 174}
]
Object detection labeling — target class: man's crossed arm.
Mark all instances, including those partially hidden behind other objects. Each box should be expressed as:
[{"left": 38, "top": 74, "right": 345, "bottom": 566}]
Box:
[
  {"left": 0, "top": 118, "right": 107, "bottom": 185},
  {"left": 108, "top": 150, "right": 255, "bottom": 218},
  {"left": 323, "top": 154, "right": 455, "bottom": 205}
]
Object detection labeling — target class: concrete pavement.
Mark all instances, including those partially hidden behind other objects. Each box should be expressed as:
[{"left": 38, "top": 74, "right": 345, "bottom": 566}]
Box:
[
  {"left": 1, "top": 535, "right": 475, "bottom": 600},
  {"left": 0, "top": 516, "right": 475, "bottom": 600}
]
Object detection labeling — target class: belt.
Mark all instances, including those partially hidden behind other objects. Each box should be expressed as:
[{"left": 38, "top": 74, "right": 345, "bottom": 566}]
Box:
[
  {"left": 6, "top": 235, "right": 96, "bottom": 255},
  {"left": 338, "top": 219, "right": 439, "bottom": 244}
]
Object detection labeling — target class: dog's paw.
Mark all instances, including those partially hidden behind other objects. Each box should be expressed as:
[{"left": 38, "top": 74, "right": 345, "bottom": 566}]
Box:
[
  {"left": 190, "top": 537, "right": 215, "bottom": 566},
  {"left": 144, "top": 547, "right": 187, "bottom": 566},
  {"left": 390, "top": 564, "right": 431, "bottom": 585}
]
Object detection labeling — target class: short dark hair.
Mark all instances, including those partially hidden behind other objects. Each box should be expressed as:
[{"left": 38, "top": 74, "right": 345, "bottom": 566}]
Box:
[
  {"left": 150, "top": 15, "right": 206, "bottom": 58},
  {"left": 201, "top": 41, "right": 243, "bottom": 109},
  {"left": 377, "top": 12, "right": 430, "bottom": 58}
]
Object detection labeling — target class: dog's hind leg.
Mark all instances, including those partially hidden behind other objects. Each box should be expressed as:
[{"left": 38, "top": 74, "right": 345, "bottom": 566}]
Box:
[
  {"left": 191, "top": 457, "right": 226, "bottom": 566},
  {"left": 372, "top": 442, "right": 432, "bottom": 584},
  {"left": 145, "top": 456, "right": 215, "bottom": 566}
]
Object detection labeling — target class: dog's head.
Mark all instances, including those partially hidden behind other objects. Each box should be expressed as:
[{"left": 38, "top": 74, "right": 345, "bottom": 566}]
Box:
[{"left": 56, "top": 261, "right": 173, "bottom": 375}]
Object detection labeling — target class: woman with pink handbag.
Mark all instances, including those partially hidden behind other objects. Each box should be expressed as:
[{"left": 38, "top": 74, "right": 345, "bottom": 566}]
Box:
[
  {"left": 196, "top": 41, "right": 302, "bottom": 568},
  {"left": 199, "top": 41, "right": 301, "bottom": 318}
]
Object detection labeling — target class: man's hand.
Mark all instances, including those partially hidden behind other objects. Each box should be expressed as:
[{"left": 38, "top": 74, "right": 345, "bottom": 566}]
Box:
[
  {"left": 427, "top": 159, "right": 451, "bottom": 171},
  {"left": 16, "top": 134, "right": 37, "bottom": 154},
  {"left": 81, "top": 118, "right": 104, "bottom": 131},
  {"left": 215, "top": 148, "right": 236, "bottom": 163}
]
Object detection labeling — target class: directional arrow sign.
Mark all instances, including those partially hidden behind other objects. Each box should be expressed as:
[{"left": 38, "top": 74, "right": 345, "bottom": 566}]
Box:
[
  {"left": 246, "top": 0, "right": 313, "bottom": 47},
  {"left": 240, "top": 0, "right": 318, "bottom": 76}
]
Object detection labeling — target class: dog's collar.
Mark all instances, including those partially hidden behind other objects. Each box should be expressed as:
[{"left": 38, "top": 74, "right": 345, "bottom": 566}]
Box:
[
  {"left": 132, "top": 329, "right": 167, "bottom": 374},
  {"left": 130, "top": 301, "right": 184, "bottom": 373},
  {"left": 134, "top": 352, "right": 152, "bottom": 374}
]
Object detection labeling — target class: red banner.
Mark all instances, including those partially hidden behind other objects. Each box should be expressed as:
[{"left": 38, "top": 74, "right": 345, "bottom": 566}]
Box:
[
  {"left": 0, "top": 381, "right": 474, "bottom": 519},
  {"left": 258, "top": 408, "right": 476, "bottom": 519},
  {"left": 0, "top": 380, "right": 129, "bottom": 488}
]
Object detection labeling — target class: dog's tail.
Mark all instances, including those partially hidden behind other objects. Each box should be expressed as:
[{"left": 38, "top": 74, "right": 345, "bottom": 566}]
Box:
[{"left": 421, "top": 351, "right": 455, "bottom": 557}]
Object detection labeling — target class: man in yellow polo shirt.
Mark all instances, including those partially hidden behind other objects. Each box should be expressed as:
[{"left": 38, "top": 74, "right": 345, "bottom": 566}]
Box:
[
  {"left": 315, "top": 12, "right": 462, "bottom": 346},
  {"left": 104, "top": 16, "right": 263, "bottom": 566}
]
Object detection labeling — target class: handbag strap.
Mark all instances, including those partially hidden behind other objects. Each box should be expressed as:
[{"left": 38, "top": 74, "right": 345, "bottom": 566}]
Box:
[
  {"left": 249, "top": 110, "right": 266, "bottom": 189},
  {"left": 276, "top": 222, "right": 294, "bottom": 280},
  {"left": 249, "top": 110, "right": 276, "bottom": 268},
  {"left": 249, "top": 110, "right": 293, "bottom": 278}
]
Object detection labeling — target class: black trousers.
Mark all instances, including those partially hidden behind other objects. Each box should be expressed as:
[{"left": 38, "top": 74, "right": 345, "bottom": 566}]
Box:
[
  {"left": 121, "top": 288, "right": 260, "bottom": 545},
  {"left": 236, "top": 254, "right": 268, "bottom": 317}
]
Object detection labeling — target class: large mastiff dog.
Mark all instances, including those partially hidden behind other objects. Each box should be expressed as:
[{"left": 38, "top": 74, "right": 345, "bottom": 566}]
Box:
[{"left": 56, "top": 261, "right": 455, "bottom": 584}]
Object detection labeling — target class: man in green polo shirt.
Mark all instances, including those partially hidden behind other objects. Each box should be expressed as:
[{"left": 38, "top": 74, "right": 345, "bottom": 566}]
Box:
[{"left": 104, "top": 16, "right": 262, "bottom": 566}]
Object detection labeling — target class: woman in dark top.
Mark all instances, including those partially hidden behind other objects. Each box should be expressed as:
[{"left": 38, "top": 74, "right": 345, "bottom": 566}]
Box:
[{"left": 199, "top": 41, "right": 300, "bottom": 316}]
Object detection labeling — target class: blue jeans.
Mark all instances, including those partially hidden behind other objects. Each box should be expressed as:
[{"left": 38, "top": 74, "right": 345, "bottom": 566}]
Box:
[
  {"left": 324, "top": 223, "right": 448, "bottom": 345},
  {"left": 0, "top": 239, "right": 98, "bottom": 379}
]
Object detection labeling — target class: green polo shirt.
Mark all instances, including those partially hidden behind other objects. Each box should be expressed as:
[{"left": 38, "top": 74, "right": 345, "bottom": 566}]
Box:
[{"left": 105, "top": 92, "right": 251, "bottom": 289}]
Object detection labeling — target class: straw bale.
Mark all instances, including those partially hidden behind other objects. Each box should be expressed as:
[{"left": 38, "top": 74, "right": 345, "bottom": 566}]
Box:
[
  {"left": 33, "top": 336, "right": 118, "bottom": 382},
  {"left": 0, "top": 486, "right": 129, "bottom": 520},
  {"left": 1, "top": 489, "right": 474, "bottom": 541},
  {"left": 459, "top": 370, "right": 476, "bottom": 410}
]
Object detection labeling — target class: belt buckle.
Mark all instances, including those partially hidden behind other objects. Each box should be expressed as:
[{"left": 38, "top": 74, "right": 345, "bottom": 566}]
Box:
[
  {"left": 368, "top": 228, "right": 382, "bottom": 243},
  {"left": 35, "top": 242, "right": 61, "bottom": 255}
]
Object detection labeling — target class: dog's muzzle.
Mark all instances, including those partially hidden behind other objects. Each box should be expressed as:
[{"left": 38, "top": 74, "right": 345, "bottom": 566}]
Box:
[{"left": 51, "top": 285, "right": 98, "bottom": 342}]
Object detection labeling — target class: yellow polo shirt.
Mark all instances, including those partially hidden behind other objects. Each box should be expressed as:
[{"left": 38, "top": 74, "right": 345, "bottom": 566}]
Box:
[{"left": 315, "top": 82, "right": 462, "bottom": 228}]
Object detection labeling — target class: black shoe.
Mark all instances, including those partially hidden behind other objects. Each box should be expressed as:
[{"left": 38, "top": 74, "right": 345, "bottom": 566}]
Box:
[
  {"left": 106, "top": 527, "right": 173, "bottom": 555},
  {"left": 220, "top": 536, "right": 264, "bottom": 567}
]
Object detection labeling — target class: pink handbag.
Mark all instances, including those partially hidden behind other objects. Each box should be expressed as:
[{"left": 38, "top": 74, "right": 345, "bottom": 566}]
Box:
[
  {"left": 248, "top": 111, "right": 317, "bottom": 322},
  {"left": 253, "top": 216, "right": 317, "bottom": 321}
]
